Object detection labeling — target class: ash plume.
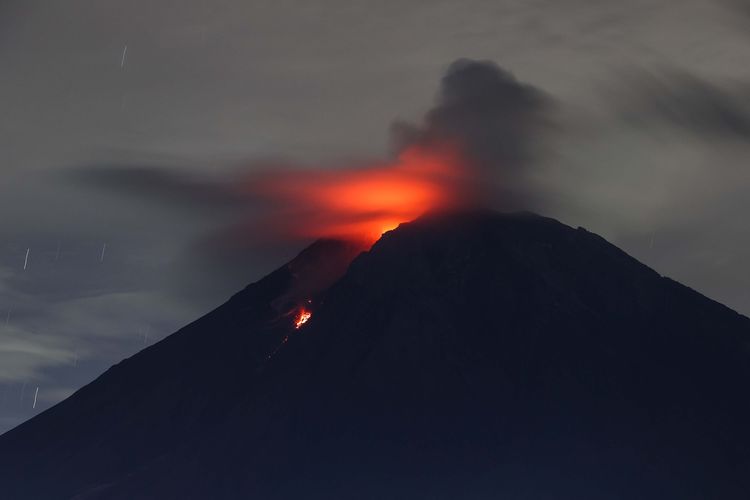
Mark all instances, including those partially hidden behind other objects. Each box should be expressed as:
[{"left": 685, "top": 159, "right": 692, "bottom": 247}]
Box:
[
  {"left": 66, "top": 59, "right": 555, "bottom": 280},
  {"left": 243, "top": 59, "right": 553, "bottom": 241},
  {"left": 392, "top": 58, "right": 552, "bottom": 203}
]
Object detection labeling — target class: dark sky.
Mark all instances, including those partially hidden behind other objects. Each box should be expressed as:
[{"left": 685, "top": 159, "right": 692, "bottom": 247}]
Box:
[{"left": 2, "top": 0, "right": 750, "bottom": 433}]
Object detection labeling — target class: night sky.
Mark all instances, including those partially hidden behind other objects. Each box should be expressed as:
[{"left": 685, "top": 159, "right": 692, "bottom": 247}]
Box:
[{"left": 2, "top": 0, "right": 750, "bottom": 433}]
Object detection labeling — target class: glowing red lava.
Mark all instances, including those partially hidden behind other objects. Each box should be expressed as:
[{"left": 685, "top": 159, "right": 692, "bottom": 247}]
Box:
[
  {"left": 247, "top": 144, "right": 472, "bottom": 246},
  {"left": 294, "top": 308, "right": 312, "bottom": 329}
]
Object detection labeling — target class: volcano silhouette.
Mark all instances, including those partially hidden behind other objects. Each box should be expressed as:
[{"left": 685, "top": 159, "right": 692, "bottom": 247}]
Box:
[{"left": 1, "top": 211, "right": 749, "bottom": 499}]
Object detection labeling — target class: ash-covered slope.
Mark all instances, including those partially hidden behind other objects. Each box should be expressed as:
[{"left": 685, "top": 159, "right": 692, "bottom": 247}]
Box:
[{"left": 1, "top": 211, "right": 749, "bottom": 499}]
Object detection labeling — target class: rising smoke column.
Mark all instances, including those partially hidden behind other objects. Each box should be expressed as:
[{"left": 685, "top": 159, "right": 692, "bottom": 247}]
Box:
[
  {"left": 70, "top": 59, "right": 553, "bottom": 249},
  {"left": 393, "top": 58, "right": 551, "bottom": 205},
  {"left": 242, "top": 59, "right": 552, "bottom": 244}
]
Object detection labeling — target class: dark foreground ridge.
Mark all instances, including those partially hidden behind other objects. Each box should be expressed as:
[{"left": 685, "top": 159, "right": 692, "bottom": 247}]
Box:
[{"left": 1, "top": 211, "right": 749, "bottom": 499}]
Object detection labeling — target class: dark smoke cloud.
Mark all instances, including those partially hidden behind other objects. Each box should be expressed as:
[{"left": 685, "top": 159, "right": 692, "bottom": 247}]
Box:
[
  {"left": 613, "top": 69, "right": 750, "bottom": 139},
  {"left": 69, "top": 59, "right": 555, "bottom": 235},
  {"left": 65, "top": 165, "right": 247, "bottom": 213},
  {"left": 392, "top": 59, "right": 552, "bottom": 187}
]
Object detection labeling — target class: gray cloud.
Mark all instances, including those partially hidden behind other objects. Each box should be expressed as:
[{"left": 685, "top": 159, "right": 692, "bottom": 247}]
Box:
[
  {"left": 612, "top": 69, "right": 750, "bottom": 139},
  {"left": 725, "top": 0, "right": 750, "bottom": 29},
  {"left": 0, "top": 265, "right": 196, "bottom": 433},
  {"left": 65, "top": 164, "right": 246, "bottom": 212}
]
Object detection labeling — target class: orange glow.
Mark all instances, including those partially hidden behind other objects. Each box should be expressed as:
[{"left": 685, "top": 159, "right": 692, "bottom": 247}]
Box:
[
  {"left": 294, "top": 308, "right": 312, "bottom": 329},
  {"left": 246, "top": 144, "right": 473, "bottom": 245}
]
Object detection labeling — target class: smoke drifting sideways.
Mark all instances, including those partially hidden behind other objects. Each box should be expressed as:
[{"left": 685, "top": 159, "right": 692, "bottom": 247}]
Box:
[
  {"left": 236, "top": 59, "right": 552, "bottom": 246},
  {"left": 73, "top": 59, "right": 552, "bottom": 255}
]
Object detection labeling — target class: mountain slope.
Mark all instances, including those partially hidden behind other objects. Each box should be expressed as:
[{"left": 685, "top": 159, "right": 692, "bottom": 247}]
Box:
[{"left": 1, "top": 211, "right": 749, "bottom": 499}]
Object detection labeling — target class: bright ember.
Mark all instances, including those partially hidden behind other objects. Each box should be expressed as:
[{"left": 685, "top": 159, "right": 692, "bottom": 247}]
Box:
[{"left": 294, "top": 308, "right": 312, "bottom": 329}]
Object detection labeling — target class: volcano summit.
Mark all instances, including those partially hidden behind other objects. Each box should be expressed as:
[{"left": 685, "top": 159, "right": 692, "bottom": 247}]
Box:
[{"left": 1, "top": 211, "right": 749, "bottom": 499}]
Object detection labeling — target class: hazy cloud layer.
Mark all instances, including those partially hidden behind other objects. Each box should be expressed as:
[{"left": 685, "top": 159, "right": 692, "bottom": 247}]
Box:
[{"left": 613, "top": 69, "right": 750, "bottom": 138}]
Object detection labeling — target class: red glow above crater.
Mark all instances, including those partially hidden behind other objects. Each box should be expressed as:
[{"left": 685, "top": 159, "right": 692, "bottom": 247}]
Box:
[{"left": 247, "top": 144, "right": 472, "bottom": 245}]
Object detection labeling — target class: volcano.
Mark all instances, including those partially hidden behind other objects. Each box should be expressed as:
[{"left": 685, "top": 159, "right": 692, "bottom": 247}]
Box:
[{"left": 1, "top": 210, "right": 749, "bottom": 499}]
